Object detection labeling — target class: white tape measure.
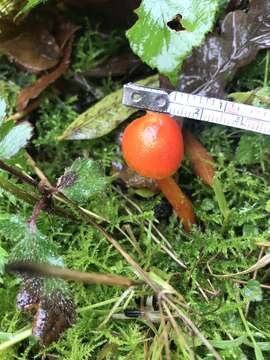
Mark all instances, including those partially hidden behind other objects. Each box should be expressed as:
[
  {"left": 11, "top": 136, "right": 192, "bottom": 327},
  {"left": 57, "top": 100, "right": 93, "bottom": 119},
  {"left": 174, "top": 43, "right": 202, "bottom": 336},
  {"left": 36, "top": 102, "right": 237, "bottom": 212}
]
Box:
[{"left": 122, "top": 83, "right": 270, "bottom": 135}]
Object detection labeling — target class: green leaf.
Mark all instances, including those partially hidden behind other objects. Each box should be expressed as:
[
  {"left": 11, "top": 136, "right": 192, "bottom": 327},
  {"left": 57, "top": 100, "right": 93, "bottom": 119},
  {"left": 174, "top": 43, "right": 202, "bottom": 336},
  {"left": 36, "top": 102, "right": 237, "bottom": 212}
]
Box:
[
  {"left": 0, "top": 246, "right": 8, "bottom": 284},
  {"left": 242, "top": 280, "right": 263, "bottom": 302},
  {"left": 59, "top": 74, "right": 159, "bottom": 140},
  {"left": 0, "top": 122, "right": 33, "bottom": 159},
  {"left": 235, "top": 134, "right": 255, "bottom": 165},
  {"left": 266, "top": 200, "right": 270, "bottom": 212},
  {"left": 235, "top": 133, "right": 270, "bottom": 166},
  {"left": 58, "top": 158, "right": 109, "bottom": 204},
  {"left": 126, "top": 0, "right": 219, "bottom": 85},
  {"left": 212, "top": 176, "right": 230, "bottom": 220},
  {"left": 0, "top": 215, "right": 61, "bottom": 265},
  {"left": 0, "top": 100, "right": 6, "bottom": 125}
]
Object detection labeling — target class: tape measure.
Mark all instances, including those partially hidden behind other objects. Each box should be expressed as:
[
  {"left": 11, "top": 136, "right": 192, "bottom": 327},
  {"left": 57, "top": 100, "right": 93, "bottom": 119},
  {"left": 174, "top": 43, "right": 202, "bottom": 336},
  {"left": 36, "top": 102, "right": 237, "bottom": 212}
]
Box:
[{"left": 122, "top": 83, "right": 270, "bottom": 135}]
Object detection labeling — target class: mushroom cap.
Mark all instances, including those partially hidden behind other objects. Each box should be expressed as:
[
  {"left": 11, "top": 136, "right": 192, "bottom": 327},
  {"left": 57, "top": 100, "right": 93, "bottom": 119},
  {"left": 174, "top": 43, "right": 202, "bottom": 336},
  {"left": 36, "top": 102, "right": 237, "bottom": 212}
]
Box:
[{"left": 122, "top": 112, "right": 184, "bottom": 179}]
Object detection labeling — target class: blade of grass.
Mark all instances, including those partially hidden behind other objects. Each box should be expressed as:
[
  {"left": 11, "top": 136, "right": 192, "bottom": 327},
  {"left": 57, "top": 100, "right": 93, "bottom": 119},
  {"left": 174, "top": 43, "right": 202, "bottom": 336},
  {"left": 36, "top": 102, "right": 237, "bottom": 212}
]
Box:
[{"left": 0, "top": 327, "right": 32, "bottom": 352}]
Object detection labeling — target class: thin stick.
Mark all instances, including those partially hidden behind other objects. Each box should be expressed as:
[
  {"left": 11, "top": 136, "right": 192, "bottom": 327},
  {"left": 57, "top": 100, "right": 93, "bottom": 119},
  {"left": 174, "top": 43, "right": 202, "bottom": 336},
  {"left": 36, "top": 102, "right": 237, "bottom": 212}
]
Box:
[
  {"left": 25, "top": 152, "right": 52, "bottom": 187},
  {"left": 165, "top": 298, "right": 222, "bottom": 360},
  {"left": 162, "top": 301, "right": 193, "bottom": 360},
  {"left": 6, "top": 262, "right": 141, "bottom": 288},
  {"left": 0, "top": 159, "right": 37, "bottom": 188}
]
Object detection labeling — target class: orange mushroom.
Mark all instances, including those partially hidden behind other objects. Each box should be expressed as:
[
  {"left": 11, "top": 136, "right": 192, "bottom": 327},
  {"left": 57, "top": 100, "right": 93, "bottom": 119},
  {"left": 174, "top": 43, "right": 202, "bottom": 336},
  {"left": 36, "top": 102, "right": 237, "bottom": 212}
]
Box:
[{"left": 122, "top": 112, "right": 195, "bottom": 231}]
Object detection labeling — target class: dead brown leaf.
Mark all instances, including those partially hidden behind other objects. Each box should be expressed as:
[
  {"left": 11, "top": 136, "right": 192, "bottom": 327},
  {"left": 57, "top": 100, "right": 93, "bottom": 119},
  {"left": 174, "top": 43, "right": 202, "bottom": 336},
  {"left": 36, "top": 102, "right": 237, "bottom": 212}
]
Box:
[
  {"left": 16, "top": 276, "right": 75, "bottom": 346},
  {"left": 17, "top": 22, "right": 79, "bottom": 112},
  {"left": 0, "top": 19, "right": 61, "bottom": 73}
]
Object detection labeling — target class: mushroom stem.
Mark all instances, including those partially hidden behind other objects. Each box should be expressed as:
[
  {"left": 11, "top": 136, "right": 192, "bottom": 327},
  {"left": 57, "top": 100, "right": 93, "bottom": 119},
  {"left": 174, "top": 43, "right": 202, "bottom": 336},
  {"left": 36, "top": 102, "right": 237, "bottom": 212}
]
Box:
[{"left": 156, "top": 177, "right": 195, "bottom": 232}]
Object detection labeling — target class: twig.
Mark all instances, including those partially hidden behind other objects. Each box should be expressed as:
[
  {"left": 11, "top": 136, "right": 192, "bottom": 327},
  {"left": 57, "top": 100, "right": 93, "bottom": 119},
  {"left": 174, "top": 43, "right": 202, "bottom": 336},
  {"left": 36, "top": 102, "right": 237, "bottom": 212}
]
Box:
[
  {"left": 164, "top": 298, "right": 222, "bottom": 360},
  {"left": 25, "top": 152, "right": 52, "bottom": 187},
  {"left": 0, "top": 159, "right": 38, "bottom": 188},
  {"left": 7, "top": 262, "right": 141, "bottom": 288},
  {"left": 162, "top": 301, "right": 194, "bottom": 360}
]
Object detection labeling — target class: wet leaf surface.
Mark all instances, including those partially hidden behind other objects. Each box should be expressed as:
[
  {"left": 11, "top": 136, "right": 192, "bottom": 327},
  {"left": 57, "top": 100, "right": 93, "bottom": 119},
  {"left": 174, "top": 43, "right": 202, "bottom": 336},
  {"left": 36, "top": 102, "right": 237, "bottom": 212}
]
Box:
[
  {"left": 178, "top": 0, "right": 270, "bottom": 98},
  {"left": 17, "top": 277, "right": 75, "bottom": 346},
  {"left": 0, "top": 18, "right": 61, "bottom": 73},
  {"left": 17, "top": 22, "right": 79, "bottom": 111},
  {"left": 127, "top": 0, "right": 219, "bottom": 85}
]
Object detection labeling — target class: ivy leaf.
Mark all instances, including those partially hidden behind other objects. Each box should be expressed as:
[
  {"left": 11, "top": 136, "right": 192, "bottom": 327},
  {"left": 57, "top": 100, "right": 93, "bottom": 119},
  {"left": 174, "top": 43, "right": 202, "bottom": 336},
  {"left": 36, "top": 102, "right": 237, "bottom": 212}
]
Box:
[
  {"left": 178, "top": 0, "right": 270, "bottom": 97},
  {"left": 0, "top": 215, "right": 75, "bottom": 345},
  {"left": 58, "top": 158, "right": 109, "bottom": 204},
  {"left": 126, "top": 0, "right": 219, "bottom": 85},
  {"left": 0, "top": 121, "right": 33, "bottom": 160},
  {"left": 59, "top": 74, "right": 158, "bottom": 140}
]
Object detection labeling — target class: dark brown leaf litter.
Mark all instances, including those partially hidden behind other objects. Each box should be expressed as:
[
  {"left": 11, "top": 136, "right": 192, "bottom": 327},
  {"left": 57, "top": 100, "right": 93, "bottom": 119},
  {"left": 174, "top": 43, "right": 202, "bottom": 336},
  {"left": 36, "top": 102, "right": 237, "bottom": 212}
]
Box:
[
  {"left": 17, "top": 276, "right": 75, "bottom": 346},
  {"left": 0, "top": 18, "right": 61, "bottom": 73},
  {"left": 17, "top": 20, "right": 79, "bottom": 112},
  {"left": 177, "top": 0, "right": 270, "bottom": 98},
  {"left": 33, "top": 290, "right": 75, "bottom": 346}
]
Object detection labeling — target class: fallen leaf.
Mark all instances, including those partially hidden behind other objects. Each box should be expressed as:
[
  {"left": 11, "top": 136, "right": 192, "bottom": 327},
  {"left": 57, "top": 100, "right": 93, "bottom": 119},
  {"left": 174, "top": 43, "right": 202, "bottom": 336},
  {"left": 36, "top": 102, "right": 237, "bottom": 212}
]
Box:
[
  {"left": 178, "top": 0, "right": 270, "bottom": 98},
  {"left": 0, "top": 19, "right": 61, "bottom": 73},
  {"left": 59, "top": 74, "right": 159, "bottom": 140},
  {"left": 184, "top": 131, "right": 216, "bottom": 187},
  {"left": 17, "top": 276, "right": 75, "bottom": 346},
  {"left": 32, "top": 288, "right": 75, "bottom": 346},
  {"left": 17, "top": 22, "right": 79, "bottom": 112}
]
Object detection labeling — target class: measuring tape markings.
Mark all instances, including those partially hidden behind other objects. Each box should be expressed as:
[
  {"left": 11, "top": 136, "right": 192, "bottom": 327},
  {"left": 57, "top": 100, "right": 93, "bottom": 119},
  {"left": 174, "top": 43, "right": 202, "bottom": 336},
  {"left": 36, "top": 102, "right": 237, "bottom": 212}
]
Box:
[
  {"left": 168, "top": 91, "right": 270, "bottom": 135},
  {"left": 122, "top": 84, "right": 270, "bottom": 135}
]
